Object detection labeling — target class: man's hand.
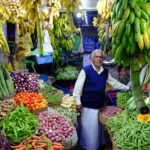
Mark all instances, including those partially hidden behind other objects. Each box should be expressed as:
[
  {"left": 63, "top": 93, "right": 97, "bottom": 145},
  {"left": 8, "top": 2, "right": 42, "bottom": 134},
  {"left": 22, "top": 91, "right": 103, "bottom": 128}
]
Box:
[
  {"left": 76, "top": 104, "right": 83, "bottom": 113},
  {"left": 129, "top": 88, "right": 132, "bottom": 92}
]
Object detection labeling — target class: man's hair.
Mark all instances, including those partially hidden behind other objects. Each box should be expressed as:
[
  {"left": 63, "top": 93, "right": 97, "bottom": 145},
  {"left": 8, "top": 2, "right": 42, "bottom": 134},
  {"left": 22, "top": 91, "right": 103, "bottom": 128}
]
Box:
[{"left": 91, "top": 49, "right": 103, "bottom": 58}]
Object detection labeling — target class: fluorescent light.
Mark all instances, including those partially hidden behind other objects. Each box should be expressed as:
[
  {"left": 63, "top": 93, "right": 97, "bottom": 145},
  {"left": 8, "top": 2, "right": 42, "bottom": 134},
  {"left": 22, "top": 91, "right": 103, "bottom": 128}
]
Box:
[
  {"left": 76, "top": 12, "right": 82, "bottom": 18},
  {"left": 84, "top": 11, "right": 88, "bottom": 24}
]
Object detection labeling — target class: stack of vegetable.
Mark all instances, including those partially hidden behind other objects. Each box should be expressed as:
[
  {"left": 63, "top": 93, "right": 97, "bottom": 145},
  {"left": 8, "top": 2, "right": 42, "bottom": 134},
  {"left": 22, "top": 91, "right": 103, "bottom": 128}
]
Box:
[
  {"left": 52, "top": 106, "right": 77, "bottom": 125},
  {"left": 106, "top": 110, "right": 132, "bottom": 134},
  {"left": 0, "top": 99, "right": 16, "bottom": 120},
  {"left": 0, "top": 103, "right": 39, "bottom": 143},
  {"left": 13, "top": 92, "right": 48, "bottom": 110},
  {"left": 100, "top": 106, "right": 124, "bottom": 117},
  {"left": 0, "top": 134, "right": 15, "bottom": 150},
  {"left": 61, "top": 94, "right": 76, "bottom": 112},
  {"left": 56, "top": 65, "right": 78, "bottom": 80},
  {"left": 38, "top": 86, "right": 64, "bottom": 104},
  {"left": 11, "top": 135, "right": 64, "bottom": 150},
  {"left": 10, "top": 71, "right": 40, "bottom": 92},
  {"left": 39, "top": 79, "right": 46, "bottom": 89},
  {"left": 116, "top": 92, "right": 132, "bottom": 108},
  {"left": 0, "top": 65, "right": 15, "bottom": 99},
  {"left": 38, "top": 111, "right": 75, "bottom": 143},
  {"left": 106, "top": 110, "right": 150, "bottom": 150}
]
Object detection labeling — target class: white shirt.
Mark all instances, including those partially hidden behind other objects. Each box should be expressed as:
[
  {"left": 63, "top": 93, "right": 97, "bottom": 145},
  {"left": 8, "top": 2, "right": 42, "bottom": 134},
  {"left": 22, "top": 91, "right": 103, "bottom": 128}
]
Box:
[{"left": 73, "top": 64, "right": 130, "bottom": 105}]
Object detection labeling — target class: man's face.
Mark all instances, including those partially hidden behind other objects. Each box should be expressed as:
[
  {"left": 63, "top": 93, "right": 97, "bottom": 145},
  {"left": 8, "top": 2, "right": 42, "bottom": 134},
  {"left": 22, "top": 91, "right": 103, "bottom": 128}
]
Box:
[{"left": 92, "top": 51, "right": 104, "bottom": 68}]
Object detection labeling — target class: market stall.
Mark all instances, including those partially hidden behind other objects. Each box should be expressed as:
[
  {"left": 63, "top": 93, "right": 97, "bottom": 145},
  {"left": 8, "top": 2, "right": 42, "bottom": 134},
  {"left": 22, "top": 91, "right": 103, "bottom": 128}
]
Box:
[{"left": 1, "top": 0, "right": 150, "bottom": 149}]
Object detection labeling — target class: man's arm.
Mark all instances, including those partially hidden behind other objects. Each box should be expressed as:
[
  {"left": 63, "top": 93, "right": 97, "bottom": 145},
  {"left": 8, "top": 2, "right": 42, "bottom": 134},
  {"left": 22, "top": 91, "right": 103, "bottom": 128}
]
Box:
[
  {"left": 73, "top": 70, "right": 86, "bottom": 112},
  {"left": 107, "top": 73, "right": 130, "bottom": 90}
]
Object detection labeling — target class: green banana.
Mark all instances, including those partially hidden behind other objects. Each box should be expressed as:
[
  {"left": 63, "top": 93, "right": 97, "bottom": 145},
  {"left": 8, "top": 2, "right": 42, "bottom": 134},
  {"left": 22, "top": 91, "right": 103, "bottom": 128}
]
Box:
[
  {"left": 112, "top": 20, "right": 123, "bottom": 36},
  {"left": 126, "top": 22, "right": 131, "bottom": 37},
  {"left": 129, "top": 10, "right": 135, "bottom": 24},
  {"left": 134, "top": 3, "right": 141, "bottom": 17},
  {"left": 123, "top": 7, "right": 130, "bottom": 21},
  {"left": 140, "top": 18, "right": 147, "bottom": 34},
  {"left": 141, "top": 9, "right": 149, "bottom": 21}
]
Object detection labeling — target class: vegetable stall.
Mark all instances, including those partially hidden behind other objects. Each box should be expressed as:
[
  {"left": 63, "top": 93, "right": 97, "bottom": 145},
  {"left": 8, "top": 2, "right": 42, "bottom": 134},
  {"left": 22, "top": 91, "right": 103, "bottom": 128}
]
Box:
[{"left": 1, "top": 0, "right": 150, "bottom": 149}]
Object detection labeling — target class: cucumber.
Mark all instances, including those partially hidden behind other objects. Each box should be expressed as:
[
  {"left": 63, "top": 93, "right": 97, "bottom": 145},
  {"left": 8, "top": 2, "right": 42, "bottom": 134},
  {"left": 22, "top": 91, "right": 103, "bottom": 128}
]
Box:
[{"left": 0, "top": 70, "right": 9, "bottom": 96}]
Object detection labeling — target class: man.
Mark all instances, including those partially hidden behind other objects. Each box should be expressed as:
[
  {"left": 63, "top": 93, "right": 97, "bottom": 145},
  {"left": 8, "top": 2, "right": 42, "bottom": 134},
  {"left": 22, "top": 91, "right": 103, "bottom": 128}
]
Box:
[{"left": 73, "top": 49, "right": 130, "bottom": 150}]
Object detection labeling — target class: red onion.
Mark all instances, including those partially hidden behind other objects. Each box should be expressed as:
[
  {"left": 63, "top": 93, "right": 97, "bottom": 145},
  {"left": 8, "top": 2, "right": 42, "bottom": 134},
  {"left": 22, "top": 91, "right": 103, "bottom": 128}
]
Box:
[{"left": 38, "top": 111, "right": 75, "bottom": 142}]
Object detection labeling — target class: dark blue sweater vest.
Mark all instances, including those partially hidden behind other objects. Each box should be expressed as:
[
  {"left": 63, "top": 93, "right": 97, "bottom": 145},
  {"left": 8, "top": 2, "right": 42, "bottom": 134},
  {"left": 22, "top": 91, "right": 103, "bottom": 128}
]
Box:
[{"left": 81, "top": 65, "right": 108, "bottom": 109}]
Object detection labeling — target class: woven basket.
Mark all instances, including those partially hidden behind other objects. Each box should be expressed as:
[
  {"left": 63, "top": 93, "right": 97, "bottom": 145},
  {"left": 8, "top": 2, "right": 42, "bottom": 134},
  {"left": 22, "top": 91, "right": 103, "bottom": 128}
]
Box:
[
  {"left": 99, "top": 113, "right": 108, "bottom": 127},
  {"left": 31, "top": 106, "right": 48, "bottom": 116},
  {"left": 110, "top": 134, "right": 121, "bottom": 150},
  {"left": 0, "top": 91, "right": 16, "bottom": 100},
  {"left": 48, "top": 101, "right": 61, "bottom": 107}
]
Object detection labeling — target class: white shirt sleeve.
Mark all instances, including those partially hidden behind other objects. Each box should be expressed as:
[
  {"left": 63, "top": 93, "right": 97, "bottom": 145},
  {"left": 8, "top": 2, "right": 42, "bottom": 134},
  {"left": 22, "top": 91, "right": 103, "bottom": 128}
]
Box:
[
  {"left": 73, "top": 69, "right": 86, "bottom": 105},
  {"left": 107, "top": 73, "right": 130, "bottom": 90}
]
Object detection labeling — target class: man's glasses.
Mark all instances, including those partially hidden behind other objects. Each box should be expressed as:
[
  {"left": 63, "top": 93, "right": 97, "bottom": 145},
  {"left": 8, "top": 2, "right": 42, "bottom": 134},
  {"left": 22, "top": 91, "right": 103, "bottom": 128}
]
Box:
[{"left": 94, "top": 56, "right": 103, "bottom": 59}]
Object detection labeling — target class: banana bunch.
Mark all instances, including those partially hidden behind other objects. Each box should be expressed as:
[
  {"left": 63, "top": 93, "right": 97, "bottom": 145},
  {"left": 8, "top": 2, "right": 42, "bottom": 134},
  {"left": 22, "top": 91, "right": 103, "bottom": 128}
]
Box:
[
  {"left": 98, "top": 24, "right": 107, "bottom": 53},
  {"left": 111, "top": 0, "right": 150, "bottom": 68},
  {"left": 0, "top": 22, "right": 10, "bottom": 55},
  {"left": 0, "top": 0, "right": 11, "bottom": 24},
  {"left": 60, "top": 0, "right": 81, "bottom": 13},
  {"left": 52, "top": 47, "right": 63, "bottom": 63},
  {"left": 6, "top": 0, "right": 21, "bottom": 24},
  {"left": 18, "top": 20, "right": 35, "bottom": 35},
  {"left": 61, "top": 94, "right": 76, "bottom": 112},
  {"left": 60, "top": 0, "right": 81, "bottom": 33},
  {"left": 61, "top": 38, "right": 73, "bottom": 51},
  {"left": 97, "top": 0, "right": 113, "bottom": 22},
  {"left": 93, "top": 17, "right": 99, "bottom": 27},
  {"left": 52, "top": 13, "right": 74, "bottom": 51},
  {"left": 47, "top": 0, "right": 61, "bottom": 18}
]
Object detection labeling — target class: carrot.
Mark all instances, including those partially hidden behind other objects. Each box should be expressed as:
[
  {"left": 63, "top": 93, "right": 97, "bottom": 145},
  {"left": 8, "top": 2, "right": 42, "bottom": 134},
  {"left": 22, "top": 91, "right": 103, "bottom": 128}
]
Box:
[
  {"left": 53, "top": 143, "right": 63, "bottom": 146},
  {"left": 52, "top": 145, "right": 64, "bottom": 149},
  {"left": 31, "top": 141, "right": 35, "bottom": 149},
  {"left": 10, "top": 145, "right": 23, "bottom": 149},
  {"left": 32, "top": 135, "right": 42, "bottom": 140},
  {"left": 15, "top": 146, "right": 26, "bottom": 150},
  {"left": 35, "top": 143, "right": 47, "bottom": 148},
  {"left": 28, "top": 139, "right": 42, "bottom": 143},
  {"left": 26, "top": 137, "right": 32, "bottom": 141},
  {"left": 48, "top": 147, "right": 54, "bottom": 150}
]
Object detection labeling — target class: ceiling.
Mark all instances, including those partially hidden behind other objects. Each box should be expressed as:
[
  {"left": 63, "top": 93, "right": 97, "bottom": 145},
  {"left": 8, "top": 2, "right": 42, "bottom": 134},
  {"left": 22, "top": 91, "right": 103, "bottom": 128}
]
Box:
[{"left": 81, "top": 0, "right": 99, "bottom": 10}]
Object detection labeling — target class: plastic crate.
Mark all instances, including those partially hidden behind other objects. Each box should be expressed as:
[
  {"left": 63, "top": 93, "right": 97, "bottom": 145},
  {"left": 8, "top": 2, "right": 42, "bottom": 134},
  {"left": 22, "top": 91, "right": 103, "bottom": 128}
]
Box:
[
  {"left": 39, "top": 74, "right": 48, "bottom": 82},
  {"left": 53, "top": 83, "right": 70, "bottom": 94},
  {"left": 83, "top": 43, "right": 96, "bottom": 53},
  {"left": 35, "top": 53, "right": 53, "bottom": 64}
]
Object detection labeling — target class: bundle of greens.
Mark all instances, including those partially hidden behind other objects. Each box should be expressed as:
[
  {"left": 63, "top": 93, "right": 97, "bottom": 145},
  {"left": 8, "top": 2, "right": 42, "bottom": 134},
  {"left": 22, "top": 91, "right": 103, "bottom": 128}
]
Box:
[
  {"left": 0, "top": 103, "right": 39, "bottom": 143},
  {"left": 116, "top": 92, "right": 132, "bottom": 108}
]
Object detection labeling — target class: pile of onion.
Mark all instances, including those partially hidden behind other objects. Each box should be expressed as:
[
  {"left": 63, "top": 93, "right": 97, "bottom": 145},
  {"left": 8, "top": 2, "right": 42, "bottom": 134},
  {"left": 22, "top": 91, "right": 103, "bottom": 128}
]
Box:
[{"left": 38, "top": 111, "right": 75, "bottom": 142}]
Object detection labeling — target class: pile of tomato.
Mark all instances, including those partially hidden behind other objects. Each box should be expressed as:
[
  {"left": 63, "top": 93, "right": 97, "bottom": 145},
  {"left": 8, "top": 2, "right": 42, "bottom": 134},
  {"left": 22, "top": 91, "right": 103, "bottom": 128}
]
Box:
[{"left": 13, "top": 92, "right": 48, "bottom": 110}]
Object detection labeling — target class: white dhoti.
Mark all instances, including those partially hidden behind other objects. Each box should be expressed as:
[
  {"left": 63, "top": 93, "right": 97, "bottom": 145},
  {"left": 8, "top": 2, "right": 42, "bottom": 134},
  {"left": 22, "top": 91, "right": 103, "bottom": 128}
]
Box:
[{"left": 80, "top": 107, "right": 105, "bottom": 150}]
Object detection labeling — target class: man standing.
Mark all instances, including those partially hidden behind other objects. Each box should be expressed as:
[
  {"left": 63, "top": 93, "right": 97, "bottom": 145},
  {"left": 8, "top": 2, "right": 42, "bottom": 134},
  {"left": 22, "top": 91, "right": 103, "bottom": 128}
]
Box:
[{"left": 73, "top": 50, "right": 130, "bottom": 150}]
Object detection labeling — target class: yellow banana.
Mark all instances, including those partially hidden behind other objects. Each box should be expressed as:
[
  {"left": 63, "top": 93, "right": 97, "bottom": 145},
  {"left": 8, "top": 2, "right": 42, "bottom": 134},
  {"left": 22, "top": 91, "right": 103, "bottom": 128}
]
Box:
[
  {"left": 143, "top": 32, "right": 149, "bottom": 49},
  {"left": 138, "top": 34, "right": 144, "bottom": 50}
]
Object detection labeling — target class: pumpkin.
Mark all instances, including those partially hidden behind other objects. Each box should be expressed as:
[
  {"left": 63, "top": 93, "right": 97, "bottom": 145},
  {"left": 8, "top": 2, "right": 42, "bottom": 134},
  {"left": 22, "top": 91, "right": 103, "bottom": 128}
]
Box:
[{"left": 137, "top": 114, "right": 150, "bottom": 122}]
